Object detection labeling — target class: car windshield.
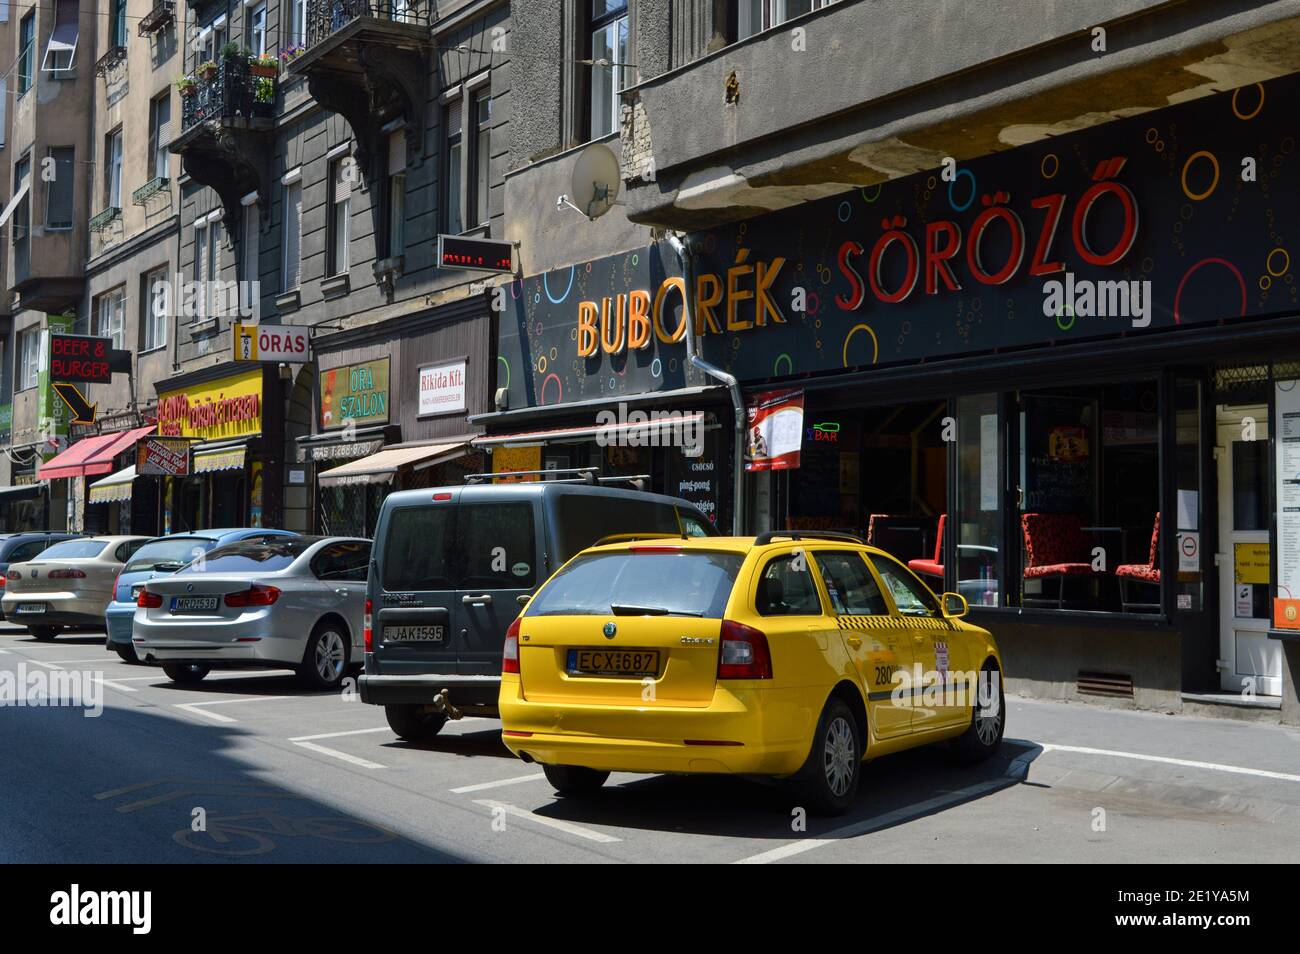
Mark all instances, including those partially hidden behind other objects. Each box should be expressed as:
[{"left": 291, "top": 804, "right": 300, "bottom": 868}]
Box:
[
  {"left": 527, "top": 550, "right": 742, "bottom": 618},
  {"left": 35, "top": 540, "right": 107, "bottom": 560},
  {"left": 124, "top": 538, "right": 216, "bottom": 574},
  {"left": 176, "top": 539, "right": 313, "bottom": 574}
]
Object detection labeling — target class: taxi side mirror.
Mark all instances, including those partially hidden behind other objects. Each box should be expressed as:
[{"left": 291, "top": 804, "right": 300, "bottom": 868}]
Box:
[{"left": 940, "top": 592, "right": 969, "bottom": 619}]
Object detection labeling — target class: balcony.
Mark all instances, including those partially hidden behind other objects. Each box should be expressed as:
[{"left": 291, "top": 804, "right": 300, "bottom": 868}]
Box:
[
  {"left": 94, "top": 45, "right": 127, "bottom": 77},
  {"left": 132, "top": 176, "right": 170, "bottom": 206},
  {"left": 138, "top": 0, "right": 175, "bottom": 36},
  {"left": 89, "top": 207, "right": 122, "bottom": 232},
  {"left": 171, "top": 58, "right": 277, "bottom": 226},
  {"left": 288, "top": 0, "right": 431, "bottom": 182}
]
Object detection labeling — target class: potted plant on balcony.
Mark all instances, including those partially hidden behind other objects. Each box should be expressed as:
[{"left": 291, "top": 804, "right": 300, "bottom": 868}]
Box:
[
  {"left": 249, "top": 52, "right": 279, "bottom": 78},
  {"left": 253, "top": 76, "right": 274, "bottom": 105},
  {"left": 279, "top": 43, "right": 305, "bottom": 67},
  {"left": 176, "top": 75, "right": 197, "bottom": 97},
  {"left": 220, "top": 41, "right": 248, "bottom": 61},
  {"left": 197, "top": 59, "right": 218, "bottom": 81}
]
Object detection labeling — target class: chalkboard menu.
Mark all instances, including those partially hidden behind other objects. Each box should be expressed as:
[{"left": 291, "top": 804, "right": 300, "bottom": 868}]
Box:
[
  {"left": 669, "top": 426, "right": 724, "bottom": 527},
  {"left": 1024, "top": 395, "right": 1096, "bottom": 514}
]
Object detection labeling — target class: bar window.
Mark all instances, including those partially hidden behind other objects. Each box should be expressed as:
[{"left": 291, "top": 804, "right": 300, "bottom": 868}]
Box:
[
  {"left": 1017, "top": 381, "right": 1161, "bottom": 613},
  {"left": 955, "top": 393, "right": 1001, "bottom": 607}
]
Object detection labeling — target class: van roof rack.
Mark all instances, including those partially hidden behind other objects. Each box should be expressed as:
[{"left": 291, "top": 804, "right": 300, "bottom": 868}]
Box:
[
  {"left": 754, "top": 530, "right": 865, "bottom": 546},
  {"left": 464, "top": 468, "right": 649, "bottom": 489},
  {"left": 591, "top": 531, "right": 687, "bottom": 547}
]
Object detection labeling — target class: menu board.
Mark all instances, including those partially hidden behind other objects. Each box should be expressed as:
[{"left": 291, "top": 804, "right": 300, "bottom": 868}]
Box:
[
  {"left": 1275, "top": 379, "right": 1300, "bottom": 628},
  {"left": 1023, "top": 395, "right": 1095, "bottom": 514}
]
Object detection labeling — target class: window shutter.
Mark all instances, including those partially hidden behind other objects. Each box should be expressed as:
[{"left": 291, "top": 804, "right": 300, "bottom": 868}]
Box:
[
  {"left": 283, "top": 183, "right": 301, "bottom": 289},
  {"left": 446, "top": 98, "right": 462, "bottom": 144},
  {"left": 332, "top": 159, "right": 350, "bottom": 204}
]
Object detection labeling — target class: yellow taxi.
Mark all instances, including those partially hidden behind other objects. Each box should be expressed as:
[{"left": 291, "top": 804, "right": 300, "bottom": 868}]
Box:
[{"left": 499, "top": 531, "right": 1005, "bottom": 815}]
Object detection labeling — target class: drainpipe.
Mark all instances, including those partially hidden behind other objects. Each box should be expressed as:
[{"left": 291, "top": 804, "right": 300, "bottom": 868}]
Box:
[{"left": 665, "top": 231, "right": 746, "bottom": 536}]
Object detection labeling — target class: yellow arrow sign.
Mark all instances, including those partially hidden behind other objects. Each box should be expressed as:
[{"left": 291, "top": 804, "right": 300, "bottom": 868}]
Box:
[{"left": 52, "top": 382, "right": 97, "bottom": 425}]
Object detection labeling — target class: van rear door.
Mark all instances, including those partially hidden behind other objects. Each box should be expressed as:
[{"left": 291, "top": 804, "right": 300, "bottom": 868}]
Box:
[
  {"left": 374, "top": 493, "right": 459, "bottom": 675},
  {"left": 455, "top": 499, "right": 542, "bottom": 673}
]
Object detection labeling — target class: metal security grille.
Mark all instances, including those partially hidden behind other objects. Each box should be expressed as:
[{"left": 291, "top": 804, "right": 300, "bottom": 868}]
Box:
[
  {"left": 1211, "top": 364, "right": 1270, "bottom": 405},
  {"left": 319, "top": 485, "right": 369, "bottom": 537}
]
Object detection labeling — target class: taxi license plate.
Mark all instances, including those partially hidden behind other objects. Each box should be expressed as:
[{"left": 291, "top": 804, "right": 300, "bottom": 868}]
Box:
[
  {"left": 171, "top": 596, "right": 219, "bottom": 613},
  {"left": 384, "top": 625, "right": 444, "bottom": 642},
  {"left": 16, "top": 603, "right": 47, "bottom": 615},
  {"left": 567, "top": 648, "right": 660, "bottom": 677}
]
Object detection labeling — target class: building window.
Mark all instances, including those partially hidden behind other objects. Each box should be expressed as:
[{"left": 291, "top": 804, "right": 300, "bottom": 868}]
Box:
[
  {"left": 96, "top": 288, "right": 127, "bottom": 350},
  {"left": 386, "top": 132, "right": 406, "bottom": 257},
  {"left": 444, "top": 98, "right": 462, "bottom": 234},
  {"left": 291, "top": 0, "right": 306, "bottom": 45},
  {"left": 149, "top": 95, "right": 171, "bottom": 180},
  {"left": 194, "top": 217, "right": 224, "bottom": 318},
  {"left": 472, "top": 89, "right": 491, "bottom": 228},
  {"left": 18, "top": 326, "right": 40, "bottom": 390},
  {"left": 105, "top": 128, "right": 124, "bottom": 209},
  {"left": 737, "top": 0, "right": 825, "bottom": 40},
  {"left": 282, "top": 179, "right": 302, "bottom": 290},
  {"left": 42, "top": 0, "right": 80, "bottom": 74},
  {"left": 955, "top": 393, "right": 1001, "bottom": 606},
  {"left": 328, "top": 157, "right": 350, "bottom": 275},
  {"left": 44, "top": 147, "right": 74, "bottom": 230},
  {"left": 18, "top": 13, "right": 34, "bottom": 96},
  {"left": 248, "top": 2, "right": 267, "bottom": 56},
  {"left": 242, "top": 200, "right": 259, "bottom": 291},
  {"left": 196, "top": 19, "right": 227, "bottom": 66},
  {"left": 588, "top": 0, "right": 628, "bottom": 139},
  {"left": 110, "top": 0, "right": 127, "bottom": 47},
  {"left": 12, "top": 154, "right": 31, "bottom": 244},
  {"left": 143, "top": 268, "right": 169, "bottom": 351}
]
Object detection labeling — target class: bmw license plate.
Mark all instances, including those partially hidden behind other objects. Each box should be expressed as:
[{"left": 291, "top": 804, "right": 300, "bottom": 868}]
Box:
[
  {"left": 16, "top": 603, "right": 47, "bottom": 615},
  {"left": 383, "top": 625, "right": 444, "bottom": 642},
  {"left": 566, "top": 649, "right": 660, "bottom": 678},
  {"left": 171, "top": 596, "right": 219, "bottom": 613}
]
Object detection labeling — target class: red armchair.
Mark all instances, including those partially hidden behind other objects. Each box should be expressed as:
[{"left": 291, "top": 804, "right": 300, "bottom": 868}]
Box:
[
  {"left": 1021, "top": 512, "right": 1105, "bottom": 608},
  {"left": 1115, "top": 513, "right": 1160, "bottom": 613},
  {"left": 908, "top": 514, "right": 946, "bottom": 580}
]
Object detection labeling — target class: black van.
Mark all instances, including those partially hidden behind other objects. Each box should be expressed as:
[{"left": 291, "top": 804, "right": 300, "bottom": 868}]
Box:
[{"left": 362, "top": 481, "right": 716, "bottom": 740}]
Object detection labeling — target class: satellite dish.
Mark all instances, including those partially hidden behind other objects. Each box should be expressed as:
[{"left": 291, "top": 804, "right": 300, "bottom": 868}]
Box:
[{"left": 570, "top": 143, "right": 621, "bottom": 219}]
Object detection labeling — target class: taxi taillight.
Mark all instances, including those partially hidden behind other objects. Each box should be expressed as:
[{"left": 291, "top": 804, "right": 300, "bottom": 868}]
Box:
[
  {"left": 717, "top": 619, "right": 773, "bottom": 679},
  {"left": 502, "top": 616, "right": 521, "bottom": 674}
]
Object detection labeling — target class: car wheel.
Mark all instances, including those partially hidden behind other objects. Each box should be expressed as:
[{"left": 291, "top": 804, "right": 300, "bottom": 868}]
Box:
[
  {"left": 542, "top": 764, "right": 610, "bottom": 797},
  {"left": 114, "top": 643, "right": 139, "bottom": 664},
  {"left": 384, "top": 704, "right": 447, "bottom": 742},
  {"left": 952, "top": 658, "right": 1005, "bottom": 764},
  {"left": 163, "top": 664, "right": 210, "bottom": 684},
  {"left": 299, "top": 623, "right": 349, "bottom": 690},
  {"left": 792, "top": 696, "right": 862, "bottom": 816},
  {"left": 29, "top": 626, "right": 60, "bottom": 641}
]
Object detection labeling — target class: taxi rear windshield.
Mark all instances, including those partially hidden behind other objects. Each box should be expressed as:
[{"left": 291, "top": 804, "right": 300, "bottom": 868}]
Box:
[{"left": 526, "top": 550, "right": 742, "bottom": 618}]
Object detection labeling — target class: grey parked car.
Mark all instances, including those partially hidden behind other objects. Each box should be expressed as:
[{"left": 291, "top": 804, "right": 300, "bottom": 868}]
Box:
[
  {"left": 362, "top": 479, "right": 716, "bottom": 742},
  {"left": 133, "top": 536, "right": 371, "bottom": 688}
]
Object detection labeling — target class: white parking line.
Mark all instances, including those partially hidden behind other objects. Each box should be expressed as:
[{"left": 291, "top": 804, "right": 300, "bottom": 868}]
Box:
[
  {"left": 473, "top": 799, "right": 621, "bottom": 843},
  {"left": 451, "top": 773, "right": 545, "bottom": 794},
  {"left": 289, "top": 727, "right": 392, "bottom": 742},
  {"left": 55, "top": 657, "right": 125, "bottom": 664},
  {"left": 291, "top": 740, "right": 385, "bottom": 769},
  {"left": 25, "top": 659, "right": 63, "bottom": 671},
  {"left": 90, "top": 676, "right": 139, "bottom": 693},
  {"left": 1038, "top": 742, "right": 1300, "bottom": 784},
  {"left": 172, "top": 696, "right": 293, "bottom": 723}
]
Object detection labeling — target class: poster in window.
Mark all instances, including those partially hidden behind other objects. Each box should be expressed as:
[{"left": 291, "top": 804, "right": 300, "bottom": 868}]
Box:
[
  {"left": 745, "top": 388, "right": 804, "bottom": 472},
  {"left": 1274, "top": 378, "right": 1300, "bottom": 628}
]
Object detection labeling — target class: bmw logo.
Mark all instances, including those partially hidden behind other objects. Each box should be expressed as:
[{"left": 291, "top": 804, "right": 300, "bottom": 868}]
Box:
[
  {"left": 603, "top": 621, "right": 617, "bottom": 639},
  {"left": 186, "top": 583, "right": 194, "bottom": 592}
]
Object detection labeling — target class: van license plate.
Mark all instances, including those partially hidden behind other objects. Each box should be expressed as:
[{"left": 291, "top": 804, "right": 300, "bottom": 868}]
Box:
[
  {"left": 567, "top": 649, "right": 660, "bottom": 677},
  {"left": 384, "top": 625, "right": 444, "bottom": 642},
  {"left": 171, "top": 596, "right": 219, "bottom": 612},
  {"left": 16, "top": 603, "right": 47, "bottom": 615}
]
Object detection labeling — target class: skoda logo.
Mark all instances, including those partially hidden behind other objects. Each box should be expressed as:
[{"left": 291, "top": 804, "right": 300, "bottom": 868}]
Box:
[{"left": 603, "top": 621, "right": 617, "bottom": 639}]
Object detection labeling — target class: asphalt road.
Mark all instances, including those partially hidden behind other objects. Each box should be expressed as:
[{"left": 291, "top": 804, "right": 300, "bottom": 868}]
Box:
[{"left": 3, "top": 622, "right": 1300, "bottom": 864}]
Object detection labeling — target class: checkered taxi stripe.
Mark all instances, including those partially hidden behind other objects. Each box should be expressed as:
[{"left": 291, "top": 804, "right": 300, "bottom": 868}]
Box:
[{"left": 838, "top": 615, "right": 953, "bottom": 632}]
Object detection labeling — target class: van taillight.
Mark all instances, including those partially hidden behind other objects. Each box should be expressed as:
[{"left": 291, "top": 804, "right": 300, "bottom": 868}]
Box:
[
  {"left": 502, "top": 616, "right": 521, "bottom": 674},
  {"left": 138, "top": 589, "right": 163, "bottom": 608},
  {"left": 225, "top": 584, "right": 281, "bottom": 607},
  {"left": 717, "top": 619, "right": 772, "bottom": 679},
  {"left": 364, "top": 599, "right": 373, "bottom": 652}
]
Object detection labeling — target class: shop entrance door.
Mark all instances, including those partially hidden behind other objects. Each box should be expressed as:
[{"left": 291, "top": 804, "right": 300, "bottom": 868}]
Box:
[{"left": 1215, "top": 407, "right": 1281, "bottom": 695}]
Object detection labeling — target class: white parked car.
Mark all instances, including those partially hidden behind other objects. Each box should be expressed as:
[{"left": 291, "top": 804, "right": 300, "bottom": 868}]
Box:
[{"left": 132, "top": 536, "right": 371, "bottom": 688}]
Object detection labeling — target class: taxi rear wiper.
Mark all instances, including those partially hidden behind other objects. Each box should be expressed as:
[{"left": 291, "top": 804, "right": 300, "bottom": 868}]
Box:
[{"left": 609, "top": 603, "right": 702, "bottom": 617}]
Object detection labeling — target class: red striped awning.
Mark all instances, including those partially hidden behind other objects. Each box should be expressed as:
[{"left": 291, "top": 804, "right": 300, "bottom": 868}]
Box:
[{"left": 38, "top": 424, "right": 157, "bottom": 480}]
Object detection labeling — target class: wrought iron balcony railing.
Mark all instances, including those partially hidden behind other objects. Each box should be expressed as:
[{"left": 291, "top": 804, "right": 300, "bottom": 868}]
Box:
[
  {"left": 180, "top": 59, "right": 276, "bottom": 132},
  {"left": 304, "top": 0, "right": 428, "bottom": 50},
  {"left": 132, "top": 176, "right": 170, "bottom": 205},
  {"left": 138, "top": 0, "right": 176, "bottom": 36},
  {"left": 89, "top": 207, "right": 122, "bottom": 232}
]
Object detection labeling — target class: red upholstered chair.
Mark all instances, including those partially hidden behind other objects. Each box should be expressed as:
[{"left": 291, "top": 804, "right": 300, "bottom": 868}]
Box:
[
  {"left": 908, "top": 514, "right": 946, "bottom": 580},
  {"left": 1020, "top": 512, "right": 1104, "bottom": 608},
  {"left": 1115, "top": 513, "right": 1161, "bottom": 613}
]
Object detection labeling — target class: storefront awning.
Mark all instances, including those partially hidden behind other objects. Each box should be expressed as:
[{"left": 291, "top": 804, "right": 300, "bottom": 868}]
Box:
[
  {"left": 0, "top": 484, "right": 43, "bottom": 502},
  {"left": 37, "top": 424, "right": 156, "bottom": 481},
  {"left": 194, "top": 447, "right": 247, "bottom": 474},
  {"left": 471, "top": 412, "right": 707, "bottom": 449},
  {"left": 87, "top": 466, "right": 136, "bottom": 505},
  {"left": 318, "top": 442, "right": 469, "bottom": 487}
]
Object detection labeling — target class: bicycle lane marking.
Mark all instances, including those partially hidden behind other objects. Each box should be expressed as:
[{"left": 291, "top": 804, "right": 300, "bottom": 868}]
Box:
[
  {"left": 472, "top": 799, "right": 622, "bottom": 844},
  {"left": 173, "top": 696, "right": 294, "bottom": 723}
]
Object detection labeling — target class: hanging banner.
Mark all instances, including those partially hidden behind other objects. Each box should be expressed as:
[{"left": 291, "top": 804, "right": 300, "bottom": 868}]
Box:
[
  {"left": 137, "top": 437, "right": 192, "bottom": 477},
  {"left": 745, "top": 388, "right": 804, "bottom": 472}
]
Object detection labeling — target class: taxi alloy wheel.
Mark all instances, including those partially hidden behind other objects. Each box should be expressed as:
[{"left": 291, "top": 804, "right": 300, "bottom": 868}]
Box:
[
  {"left": 953, "top": 659, "right": 1005, "bottom": 764},
  {"left": 795, "top": 696, "right": 862, "bottom": 816},
  {"left": 824, "top": 716, "right": 857, "bottom": 798}
]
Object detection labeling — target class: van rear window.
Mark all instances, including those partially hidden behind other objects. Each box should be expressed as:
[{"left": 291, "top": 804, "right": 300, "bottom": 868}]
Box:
[
  {"left": 526, "top": 550, "right": 742, "bottom": 618},
  {"left": 380, "top": 502, "right": 536, "bottom": 591},
  {"left": 382, "top": 506, "right": 454, "bottom": 591}
]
